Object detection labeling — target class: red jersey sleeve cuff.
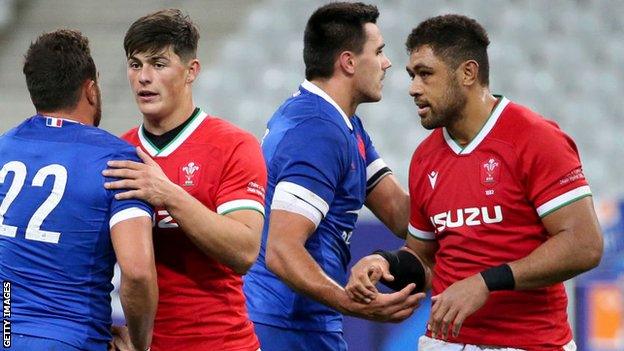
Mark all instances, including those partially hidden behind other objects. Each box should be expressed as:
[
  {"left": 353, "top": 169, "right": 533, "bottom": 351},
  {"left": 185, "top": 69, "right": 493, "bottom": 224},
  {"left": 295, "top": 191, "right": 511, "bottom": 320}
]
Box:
[
  {"left": 408, "top": 223, "right": 436, "bottom": 241},
  {"left": 216, "top": 199, "right": 265, "bottom": 216},
  {"left": 536, "top": 185, "right": 592, "bottom": 218}
]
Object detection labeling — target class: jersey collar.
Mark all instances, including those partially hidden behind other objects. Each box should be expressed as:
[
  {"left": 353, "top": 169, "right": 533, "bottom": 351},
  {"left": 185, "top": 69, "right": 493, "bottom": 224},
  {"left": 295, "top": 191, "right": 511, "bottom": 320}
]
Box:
[
  {"left": 138, "top": 108, "right": 208, "bottom": 157},
  {"left": 300, "top": 80, "right": 353, "bottom": 131},
  {"left": 443, "top": 95, "right": 510, "bottom": 155}
]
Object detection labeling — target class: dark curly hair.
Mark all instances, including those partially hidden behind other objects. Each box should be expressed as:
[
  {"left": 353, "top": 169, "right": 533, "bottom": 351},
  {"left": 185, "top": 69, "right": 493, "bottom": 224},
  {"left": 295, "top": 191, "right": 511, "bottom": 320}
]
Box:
[
  {"left": 304, "top": 2, "right": 379, "bottom": 80},
  {"left": 406, "top": 14, "right": 490, "bottom": 86},
  {"left": 124, "top": 8, "right": 199, "bottom": 62},
  {"left": 23, "top": 29, "right": 97, "bottom": 112}
]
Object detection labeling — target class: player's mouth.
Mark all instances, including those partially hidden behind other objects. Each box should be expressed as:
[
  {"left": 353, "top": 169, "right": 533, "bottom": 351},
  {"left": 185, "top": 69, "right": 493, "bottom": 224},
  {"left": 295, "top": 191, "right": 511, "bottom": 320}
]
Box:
[
  {"left": 137, "top": 90, "right": 158, "bottom": 102},
  {"left": 415, "top": 101, "right": 431, "bottom": 117}
]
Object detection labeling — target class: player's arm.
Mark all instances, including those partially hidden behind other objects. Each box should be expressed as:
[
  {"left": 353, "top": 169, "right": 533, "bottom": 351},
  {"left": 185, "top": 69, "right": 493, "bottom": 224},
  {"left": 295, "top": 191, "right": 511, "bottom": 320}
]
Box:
[
  {"left": 428, "top": 196, "right": 603, "bottom": 339},
  {"left": 163, "top": 190, "right": 263, "bottom": 275},
  {"left": 508, "top": 196, "right": 602, "bottom": 288},
  {"left": 104, "top": 147, "right": 263, "bottom": 275},
  {"left": 265, "top": 209, "right": 424, "bottom": 322},
  {"left": 365, "top": 174, "right": 410, "bottom": 238},
  {"left": 346, "top": 234, "right": 437, "bottom": 303},
  {"left": 111, "top": 215, "right": 158, "bottom": 351}
]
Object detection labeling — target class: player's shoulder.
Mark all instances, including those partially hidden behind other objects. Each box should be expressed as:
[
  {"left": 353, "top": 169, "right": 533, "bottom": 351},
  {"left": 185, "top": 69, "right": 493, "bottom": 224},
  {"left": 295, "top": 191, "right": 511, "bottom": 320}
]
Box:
[
  {"left": 199, "top": 115, "right": 260, "bottom": 147},
  {"left": 120, "top": 126, "right": 140, "bottom": 143},
  {"left": 79, "top": 125, "right": 135, "bottom": 154},
  {"left": 498, "top": 100, "right": 569, "bottom": 145},
  {"left": 411, "top": 129, "right": 444, "bottom": 162}
]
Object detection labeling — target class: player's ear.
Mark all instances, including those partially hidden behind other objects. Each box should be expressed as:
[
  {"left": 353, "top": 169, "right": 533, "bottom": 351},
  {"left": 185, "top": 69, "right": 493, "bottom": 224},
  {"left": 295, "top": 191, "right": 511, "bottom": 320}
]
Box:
[
  {"left": 84, "top": 79, "right": 98, "bottom": 106},
  {"left": 338, "top": 50, "right": 356, "bottom": 76},
  {"left": 186, "top": 59, "right": 201, "bottom": 84},
  {"left": 460, "top": 60, "right": 479, "bottom": 87}
]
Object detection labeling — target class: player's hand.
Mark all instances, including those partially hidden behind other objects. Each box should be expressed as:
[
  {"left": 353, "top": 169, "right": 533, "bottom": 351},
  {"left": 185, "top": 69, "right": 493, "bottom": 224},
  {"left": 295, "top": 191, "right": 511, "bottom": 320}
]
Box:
[
  {"left": 110, "top": 325, "right": 135, "bottom": 351},
  {"left": 346, "top": 254, "right": 394, "bottom": 303},
  {"left": 341, "top": 283, "right": 425, "bottom": 322},
  {"left": 428, "top": 273, "right": 489, "bottom": 339},
  {"left": 103, "top": 147, "right": 177, "bottom": 207}
]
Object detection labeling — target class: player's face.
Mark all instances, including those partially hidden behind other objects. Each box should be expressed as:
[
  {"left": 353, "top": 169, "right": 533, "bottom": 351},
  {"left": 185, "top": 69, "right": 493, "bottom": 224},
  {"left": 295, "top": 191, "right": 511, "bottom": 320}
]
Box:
[
  {"left": 353, "top": 23, "right": 391, "bottom": 103},
  {"left": 127, "top": 46, "right": 193, "bottom": 120},
  {"left": 407, "top": 45, "right": 467, "bottom": 130}
]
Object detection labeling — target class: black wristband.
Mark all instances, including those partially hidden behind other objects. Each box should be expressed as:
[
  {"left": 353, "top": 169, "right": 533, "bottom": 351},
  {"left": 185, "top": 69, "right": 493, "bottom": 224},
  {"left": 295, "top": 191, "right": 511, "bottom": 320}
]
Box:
[
  {"left": 373, "top": 249, "right": 426, "bottom": 293},
  {"left": 480, "top": 264, "right": 515, "bottom": 291}
]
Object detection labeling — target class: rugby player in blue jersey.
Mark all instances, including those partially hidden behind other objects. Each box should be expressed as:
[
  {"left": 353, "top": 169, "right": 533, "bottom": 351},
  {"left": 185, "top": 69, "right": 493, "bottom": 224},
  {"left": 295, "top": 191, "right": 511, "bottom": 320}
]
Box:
[
  {"left": 0, "top": 29, "right": 157, "bottom": 351},
  {"left": 243, "top": 3, "right": 424, "bottom": 350}
]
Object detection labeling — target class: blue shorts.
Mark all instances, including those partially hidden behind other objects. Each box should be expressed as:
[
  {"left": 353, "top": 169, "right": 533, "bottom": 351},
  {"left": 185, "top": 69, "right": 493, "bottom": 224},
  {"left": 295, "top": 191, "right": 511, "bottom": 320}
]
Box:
[
  {"left": 254, "top": 322, "right": 347, "bottom": 351},
  {"left": 7, "top": 334, "right": 84, "bottom": 351}
]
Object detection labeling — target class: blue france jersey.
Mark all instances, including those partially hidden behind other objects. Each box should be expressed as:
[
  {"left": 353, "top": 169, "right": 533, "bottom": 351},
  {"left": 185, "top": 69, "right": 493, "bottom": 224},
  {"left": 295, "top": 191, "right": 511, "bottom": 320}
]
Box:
[
  {"left": 0, "top": 116, "right": 152, "bottom": 350},
  {"left": 244, "top": 82, "right": 388, "bottom": 332}
]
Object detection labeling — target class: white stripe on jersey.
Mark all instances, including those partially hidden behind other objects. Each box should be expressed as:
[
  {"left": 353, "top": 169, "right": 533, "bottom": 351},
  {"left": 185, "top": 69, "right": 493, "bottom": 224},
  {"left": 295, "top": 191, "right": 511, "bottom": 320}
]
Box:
[
  {"left": 408, "top": 223, "right": 435, "bottom": 240},
  {"left": 536, "top": 185, "right": 592, "bottom": 217},
  {"left": 109, "top": 207, "right": 152, "bottom": 228},
  {"left": 274, "top": 181, "right": 329, "bottom": 216},
  {"left": 366, "top": 158, "right": 388, "bottom": 181},
  {"left": 217, "top": 199, "right": 265, "bottom": 216}
]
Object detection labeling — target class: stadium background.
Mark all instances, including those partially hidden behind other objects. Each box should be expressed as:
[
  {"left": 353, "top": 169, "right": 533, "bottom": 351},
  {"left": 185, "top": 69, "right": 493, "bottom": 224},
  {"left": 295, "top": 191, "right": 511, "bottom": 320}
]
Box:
[{"left": 0, "top": 0, "right": 622, "bottom": 349}]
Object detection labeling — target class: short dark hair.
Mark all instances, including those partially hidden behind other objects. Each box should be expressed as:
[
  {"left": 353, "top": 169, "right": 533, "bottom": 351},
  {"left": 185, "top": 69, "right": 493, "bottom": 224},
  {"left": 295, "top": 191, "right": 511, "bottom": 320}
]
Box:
[
  {"left": 406, "top": 14, "right": 490, "bottom": 86},
  {"left": 124, "top": 8, "right": 199, "bottom": 62},
  {"left": 23, "top": 29, "right": 96, "bottom": 112},
  {"left": 304, "top": 2, "right": 379, "bottom": 80}
]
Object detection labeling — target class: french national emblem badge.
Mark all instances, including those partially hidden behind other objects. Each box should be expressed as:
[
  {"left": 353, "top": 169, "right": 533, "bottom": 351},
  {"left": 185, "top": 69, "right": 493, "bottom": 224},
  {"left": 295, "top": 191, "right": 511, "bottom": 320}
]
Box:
[
  {"left": 480, "top": 157, "right": 500, "bottom": 187},
  {"left": 180, "top": 161, "right": 201, "bottom": 187}
]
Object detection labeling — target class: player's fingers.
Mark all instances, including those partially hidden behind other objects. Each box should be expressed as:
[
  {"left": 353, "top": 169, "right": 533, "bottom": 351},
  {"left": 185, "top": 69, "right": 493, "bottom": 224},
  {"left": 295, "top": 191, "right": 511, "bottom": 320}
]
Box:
[
  {"left": 405, "top": 292, "right": 426, "bottom": 309},
  {"left": 452, "top": 310, "right": 468, "bottom": 337},
  {"left": 439, "top": 306, "right": 459, "bottom": 340},
  {"left": 381, "top": 270, "right": 394, "bottom": 282},
  {"left": 428, "top": 297, "right": 450, "bottom": 339},
  {"left": 107, "top": 159, "right": 144, "bottom": 170},
  {"left": 104, "top": 179, "right": 138, "bottom": 191},
  {"left": 102, "top": 168, "right": 141, "bottom": 180},
  {"left": 388, "top": 304, "right": 416, "bottom": 322},
  {"left": 135, "top": 146, "right": 156, "bottom": 165},
  {"left": 345, "top": 281, "right": 370, "bottom": 303},
  {"left": 114, "top": 190, "right": 143, "bottom": 201},
  {"left": 352, "top": 279, "right": 376, "bottom": 302}
]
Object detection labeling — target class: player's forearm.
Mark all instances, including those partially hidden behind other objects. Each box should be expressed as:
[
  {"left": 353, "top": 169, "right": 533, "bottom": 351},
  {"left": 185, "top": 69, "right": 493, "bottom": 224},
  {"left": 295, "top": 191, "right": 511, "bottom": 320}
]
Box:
[
  {"left": 165, "top": 189, "right": 260, "bottom": 274},
  {"left": 509, "top": 230, "right": 602, "bottom": 290},
  {"left": 266, "top": 242, "right": 353, "bottom": 314},
  {"left": 120, "top": 273, "right": 158, "bottom": 351}
]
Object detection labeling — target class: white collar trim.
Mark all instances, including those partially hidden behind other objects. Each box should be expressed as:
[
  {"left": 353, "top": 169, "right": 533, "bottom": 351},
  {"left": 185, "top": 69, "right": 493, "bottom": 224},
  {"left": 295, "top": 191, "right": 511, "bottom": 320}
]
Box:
[
  {"left": 443, "top": 96, "right": 510, "bottom": 155},
  {"left": 301, "top": 80, "right": 353, "bottom": 130}
]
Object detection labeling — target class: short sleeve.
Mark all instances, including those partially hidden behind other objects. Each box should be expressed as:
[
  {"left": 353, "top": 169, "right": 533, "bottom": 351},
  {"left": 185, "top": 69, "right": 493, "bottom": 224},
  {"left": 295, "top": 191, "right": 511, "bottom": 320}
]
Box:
[
  {"left": 408, "top": 152, "right": 436, "bottom": 240},
  {"left": 271, "top": 118, "right": 349, "bottom": 217},
  {"left": 107, "top": 147, "right": 154, "bottom": 227},
  {"left": 215, "top": 134, "right": 267, "bottom": 216},
  {"left": 522, "top": 121, "right": 591, "bottom": 217}
]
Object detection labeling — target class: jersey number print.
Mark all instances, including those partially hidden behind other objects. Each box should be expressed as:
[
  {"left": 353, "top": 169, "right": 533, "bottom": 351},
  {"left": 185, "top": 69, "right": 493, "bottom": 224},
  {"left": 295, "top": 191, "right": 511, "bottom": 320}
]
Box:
[{"left": 0, "top": 161, "right": 67, "bottom": 244}]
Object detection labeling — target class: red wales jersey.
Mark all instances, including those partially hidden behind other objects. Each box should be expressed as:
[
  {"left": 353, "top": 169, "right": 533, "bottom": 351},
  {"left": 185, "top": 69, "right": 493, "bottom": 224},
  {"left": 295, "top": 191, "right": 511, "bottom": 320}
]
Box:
[
  {"left": 123, "top": 109, "right": 266, "bottom": 351},
  {"left": 408, "top": 97, "right": 590, "bottom": 350}
]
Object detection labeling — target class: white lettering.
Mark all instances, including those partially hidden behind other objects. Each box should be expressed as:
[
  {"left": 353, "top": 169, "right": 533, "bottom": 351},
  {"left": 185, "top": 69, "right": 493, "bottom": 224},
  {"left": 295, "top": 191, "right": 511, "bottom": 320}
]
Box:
[
  {"left": 464, "top": 207, "right": 481, "bottom": 226},
  {"left": 431, "top": 205, "right": 503, "bottom": 232},
  {"left": 157, "top": 210, "right": 179, "bottom": 228}
]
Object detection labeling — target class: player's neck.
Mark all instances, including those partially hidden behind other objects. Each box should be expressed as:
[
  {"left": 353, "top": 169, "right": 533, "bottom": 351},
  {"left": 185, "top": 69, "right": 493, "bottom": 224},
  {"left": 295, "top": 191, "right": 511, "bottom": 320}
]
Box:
[
  {"left": 38, "top": 105, "right": 93, "bottom": 125},
  {"left": 447, "top": 89, "right": 497, "bottom": 147},
  {"left": 142, "top": 102, "right": 196, "bottom": 135},
  {"left": 309, "top": 78, "right": 357, "bottom": 117}
]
